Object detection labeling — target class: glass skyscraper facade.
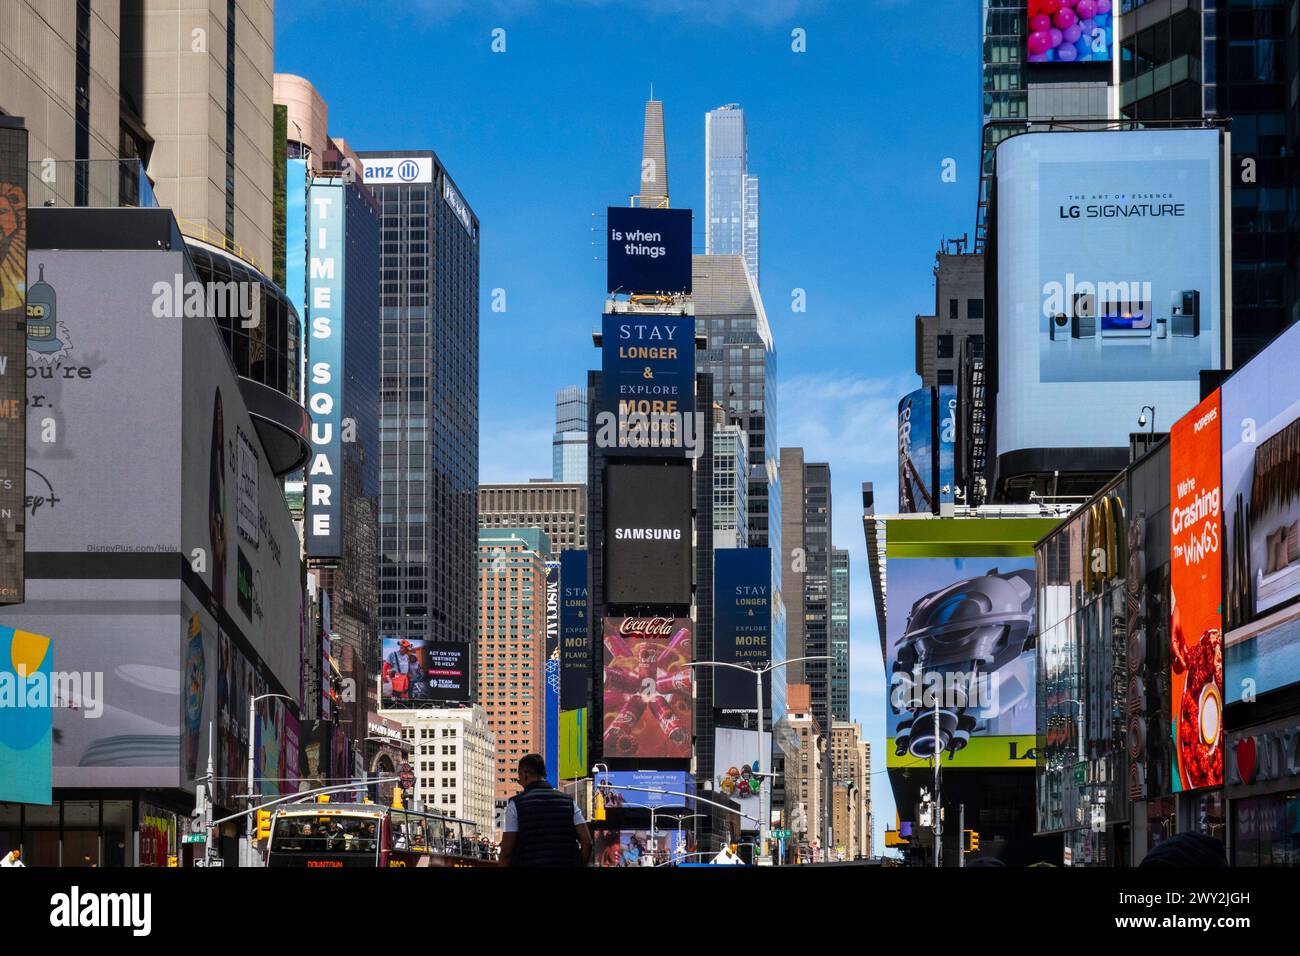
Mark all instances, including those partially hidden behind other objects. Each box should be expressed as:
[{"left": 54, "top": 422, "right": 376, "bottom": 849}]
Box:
[
  {"left": 705, "top": 104, "right": 760, "bottom": 283},
  {"left": 830, "top": 547, "right": 850, "bottom": 722},
  {"left": 360, "top": 150, "right": 480, "bottom": 646},
  {"left": 552, "top": 385, "right": 587, "bottom": 484}
]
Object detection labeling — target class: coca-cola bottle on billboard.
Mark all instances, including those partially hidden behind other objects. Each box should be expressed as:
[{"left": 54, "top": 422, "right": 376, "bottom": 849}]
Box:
[
  {"left": 654, "top": 670, "right": 692, "bottom": 695},
  {"left": 655, "top": 626, "right": 691, "bottom": 668},
  {"left": 648, "top": 695, "right": 689, "bottom": 750},
  {"left": 603, "top": 694, "right": 646, "bottom": 756}
]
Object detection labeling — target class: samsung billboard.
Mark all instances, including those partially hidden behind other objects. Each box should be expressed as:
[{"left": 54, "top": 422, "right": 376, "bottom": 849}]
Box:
[
  {"left": 995, "top": 128, "right": 1224, "bottom": 458},
  {"left": 604, "top": 462, "right": 692, "bottom": 606}
]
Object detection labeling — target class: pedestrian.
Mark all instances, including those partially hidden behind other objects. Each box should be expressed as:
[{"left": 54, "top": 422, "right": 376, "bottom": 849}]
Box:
[{"left": 497, "top": 753, "right": 592, "bottom": 867}]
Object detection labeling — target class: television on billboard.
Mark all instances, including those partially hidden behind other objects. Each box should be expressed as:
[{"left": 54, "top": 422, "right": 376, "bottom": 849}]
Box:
[
  {"left": 1168, "top": 390, "right": 1224, "bottom": 792},
  {"left": 713, "top": 548, "right": 771, "bottom": 710},
  {"left": 606, "top": 206, "right": 692, "bottom": 295},
  {"left": 1026, "top": 1, "right": 1113, "bottom": 63},
  {"left": 995, "top": 129, "right": 1223, "bottom": 457},
  {"left": 380, "top": 638, "right": 471, "bottom": 706},
  {"left": 1224, "top": 320, "right": 1300, "bottom": 698},
  {"left": 898, "top": 388, "right": 935, "bottom": 514},
  {"left": 600, "top": 313, "right": 696, "bottom": 456},
  {"left": 604, "top": 462, "right": 692, "bottom": 606},
  {"left": 602, "top": 617, "right": 692, "bottom": 759},
  {"left": 883, "top": 519, "right": 1057, "bottom": 768}
]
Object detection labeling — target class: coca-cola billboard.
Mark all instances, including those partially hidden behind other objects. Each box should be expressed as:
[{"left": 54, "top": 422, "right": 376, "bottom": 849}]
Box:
[{"left": 602, "top": 616, "right": 692, "bottom": 759}]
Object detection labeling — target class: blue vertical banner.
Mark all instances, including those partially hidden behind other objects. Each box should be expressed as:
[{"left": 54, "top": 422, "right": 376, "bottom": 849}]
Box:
[
  {"left": 306, "top": 180, "right": 345, "bottom": 558},
  {"left": 559, "top": 549, "right": 589, "bottom": 710},
  {"left": 938, "top": 384, "right": 957, "bottom": 508},
  {"left": 545, "top": 561, "right": 561, "bottom": 786},
  {"left": 713, "top": 549, "right": 772, "bottom": 710},
  {"left": 0, "top": 625, "right": 52, "bottom": 804}
]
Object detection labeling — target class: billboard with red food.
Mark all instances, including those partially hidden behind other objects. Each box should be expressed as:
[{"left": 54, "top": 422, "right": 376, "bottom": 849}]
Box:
[
  {"left": 602, "top": 616, "right": 692, "bottom": 759},
  {"left": 1168, "top": 389, "right": 1224, "bottom": 792}
]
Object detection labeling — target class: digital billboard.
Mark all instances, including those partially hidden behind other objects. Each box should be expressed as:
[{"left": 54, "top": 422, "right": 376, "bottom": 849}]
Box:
[
  {"left": 380, "top": 638, "right": 472, "bottom": 706},
  {"left": 898, "top": 387, "right": 935, "bottom": 514},
  {"left": 545, "top": 560, "right": 561, "bottom": 785},
  {"left": 995, "top": 129, "right": 1223, "bottom": 456},
  {"left": 1026, "top": 0, "right": 1112, "bottom": 63},
  {"left": 606, "top": 206, "right": 692, "bottom": 295},
  {"left": 0, "top": 624, "right": 51, "bottom": 804},
  {"left": 884, "top": 518, "right": 1059, "bottom": 768},
  {"left": 1224, "top": 320, "right": 1300, "bottom": 698},
  {"left": 604, "top": 462, "right": 692, "bottom": 606},
  {"left": 559, "top": 549, "right": 589, "bottom": 710},
  {"left": 714, "top": 728, "right": 771, "bottom": 831},
  {"left": 594, "top": 769, "right": 695, "bottom": 811},
  {"left": 0, "top": 122, "right": 26, "bottom": 605},
  {"left": 1168, "top": 389, "right": 1223, "bottom": 792},
  {"left": 600, "top": 313, "right": 696, "bottom": 456},
  {"left": 559, "top": 707, "right": 588, "bottom": 780},
  {"left": 305, "top": 179, "right": 345, "bottom": 558},
  {"left": 594, "top": 828, "right": 693, "bottom": 867},
  {"left": 602, "top": 617, "right": 692, "bottom": 759},
  {"left": 713, "top": 548, "right": 771, "bottom": 710}
]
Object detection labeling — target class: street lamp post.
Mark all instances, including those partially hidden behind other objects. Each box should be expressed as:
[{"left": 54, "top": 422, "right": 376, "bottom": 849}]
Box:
[
  {"left": 689, "top": 655, "right": 833, "bottom": 863},
  {"left": 245, "top": 692, "right": 293, "bottom": 867}
]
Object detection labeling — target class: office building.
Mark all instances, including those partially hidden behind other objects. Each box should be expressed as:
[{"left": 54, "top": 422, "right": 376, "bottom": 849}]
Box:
[
  {"left": 1116, "top": 0, "right": 1290, "bottom": 366},
  {"left": 552, "top": 385, "right": 588, "bottom": 483},
  {"left": 705, "top": 104, "right": 759, "bottom": 283},
  {"left": 780, "top": 450, "right": 832, "bottom": 731},
  {"left": 830, "top": 548, "right": 850, "bottom": 723},
  {"left": 781, "top": 684, "right": 822, "bottom": 860},
  {"left": 830, "top": 721, "right": 869, "bottom": 860},
  {"left": 479, "top": 482, "right": 586, "bottom": 552},
  {"left": 389, "top": 706, "right": 496, "bottom": 835},
  {"left": 358, "top": 149, "right": 479, "bottom": 649},
  {"left": 2, "top": 1, "right": 275, "bottom": 263},
  {"left": 477, "top": 528, "right": 550, "bottom": 804},
  {"left": 713, "top": 415, "right": 749, "bottom": 551}
]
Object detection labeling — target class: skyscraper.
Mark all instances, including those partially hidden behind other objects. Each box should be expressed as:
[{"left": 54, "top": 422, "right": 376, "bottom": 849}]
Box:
[
  {"left": 552, "top": 385, "right": 588, "bottom": 483},
  {"left": 477, "top": 528, "right": 551, "bottom": 804},
  {"left": 780, "top": 450, "right": 833, "bottom": 732},
  {"left": 478, "top": 482, "right": 587, "bottom": 552},
  {"left": 359, "top": 150, "right": 480, "bottom": 648},
  {"left": 705, "top": 104, "right": 760, "bottom": 283},
  {"left": 830, "top": 547, "right": 850, "bottom": 723}
]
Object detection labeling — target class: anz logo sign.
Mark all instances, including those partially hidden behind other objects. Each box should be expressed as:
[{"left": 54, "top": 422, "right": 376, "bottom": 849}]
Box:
[{"left": 362, "top": 156, "right": 432, "bottom": 185}]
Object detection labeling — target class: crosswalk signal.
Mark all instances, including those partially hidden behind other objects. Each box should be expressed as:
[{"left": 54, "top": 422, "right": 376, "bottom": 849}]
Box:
[
  {"left": 256, "top": 809, "right": 273, "bottom": 843},
  {"left": 963, "top": 830, "right": 980, "bottom": 853}
]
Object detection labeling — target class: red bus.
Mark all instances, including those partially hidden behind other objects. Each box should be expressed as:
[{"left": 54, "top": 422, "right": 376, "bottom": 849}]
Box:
[{"left": 264, "top": 802, "right": 494, "bottom": 868}]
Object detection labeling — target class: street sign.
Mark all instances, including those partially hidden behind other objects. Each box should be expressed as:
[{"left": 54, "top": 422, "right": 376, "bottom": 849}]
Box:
[{"left": 182, "top": 834, "right": 206, "bottom": 844}]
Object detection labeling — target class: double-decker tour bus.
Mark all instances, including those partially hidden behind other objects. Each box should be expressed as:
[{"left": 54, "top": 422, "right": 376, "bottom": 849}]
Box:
[{"left": 264, "top": 801, "right": 495, "bottom": 868}]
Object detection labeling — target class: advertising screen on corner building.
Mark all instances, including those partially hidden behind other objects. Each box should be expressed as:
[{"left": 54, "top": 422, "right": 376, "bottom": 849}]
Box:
[
  {"left": 604, "top": 462, "right": 691, "bottom": 606},
  {"left": 995, "top": 129, "right": 1223, "bottom": 457}
]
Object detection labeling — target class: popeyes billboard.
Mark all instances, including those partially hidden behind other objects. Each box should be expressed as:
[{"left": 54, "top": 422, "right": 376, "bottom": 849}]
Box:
[{"left": 1168, "top": 389, "right": 1224, "bottom": 792}]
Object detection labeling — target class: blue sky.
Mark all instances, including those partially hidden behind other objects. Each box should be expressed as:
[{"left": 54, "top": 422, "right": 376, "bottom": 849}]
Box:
[{"left": 275, "top": 0, "right": 982, "bottom": 852}]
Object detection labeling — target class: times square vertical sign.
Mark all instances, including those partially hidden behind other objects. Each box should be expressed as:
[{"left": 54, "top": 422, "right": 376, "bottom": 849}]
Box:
[
  {"left": 0, "top": 121, "right": 26, "bottom": 604},
  {"left": 306, "top": 181, "right": 344, "bottom": 558}
]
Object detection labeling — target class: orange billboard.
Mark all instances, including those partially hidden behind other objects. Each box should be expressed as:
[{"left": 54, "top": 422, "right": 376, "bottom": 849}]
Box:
[{"left": 1168, "top": 389, "right": 1224, "bottom": 792}]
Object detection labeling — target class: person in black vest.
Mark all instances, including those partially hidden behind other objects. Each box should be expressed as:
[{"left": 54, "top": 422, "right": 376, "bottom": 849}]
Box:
[{"left": 498, "top": 754, "right": 593, "bottom": 867}]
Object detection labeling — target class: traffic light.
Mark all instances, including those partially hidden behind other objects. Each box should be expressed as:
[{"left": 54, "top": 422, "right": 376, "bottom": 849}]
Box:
[
  {"left": 255, "top": 809, "right": 273, "bottom": 843},
  {"left": 963, "top": 830, "right": 980, "bottom": 853}
]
